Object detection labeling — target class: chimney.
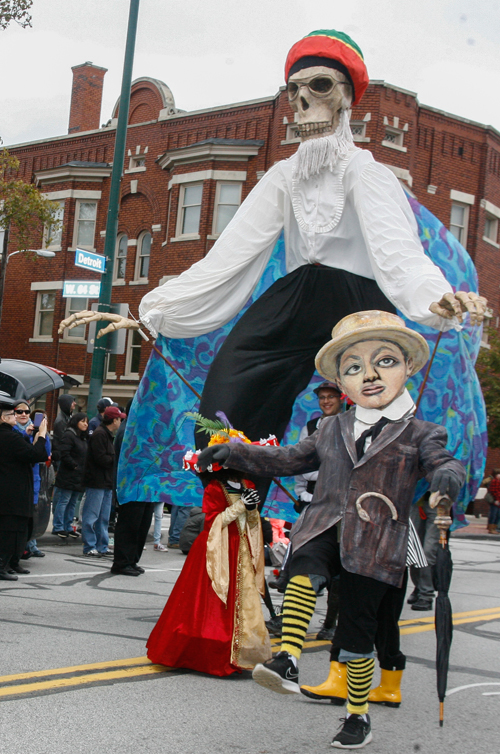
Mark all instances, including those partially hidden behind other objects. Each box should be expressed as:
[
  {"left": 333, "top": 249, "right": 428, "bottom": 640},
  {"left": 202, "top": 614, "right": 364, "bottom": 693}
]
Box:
[{"left": 68, "top": 62, "right": 108, "bottom": 134}]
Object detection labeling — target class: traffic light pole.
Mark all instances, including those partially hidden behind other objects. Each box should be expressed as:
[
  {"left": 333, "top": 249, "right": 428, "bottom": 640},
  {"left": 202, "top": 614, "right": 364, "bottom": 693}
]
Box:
[{"left": 87, "top": 0, "right": 140, "bottom": 418}]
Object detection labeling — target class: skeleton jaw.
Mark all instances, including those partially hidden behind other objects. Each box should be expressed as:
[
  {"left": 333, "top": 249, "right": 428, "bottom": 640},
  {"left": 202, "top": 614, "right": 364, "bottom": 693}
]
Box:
[{"left": 297, "top": 121, "right": 334, "bottom": 138}]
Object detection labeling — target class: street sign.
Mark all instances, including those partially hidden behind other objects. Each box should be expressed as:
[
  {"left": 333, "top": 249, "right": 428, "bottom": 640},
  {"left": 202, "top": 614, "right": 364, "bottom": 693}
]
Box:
[
  {"left": 74, "top": 248, "right": 106, "bottom": 274},
  {"left": 63, "top": 280, "right": 101, "bottom": 298}
]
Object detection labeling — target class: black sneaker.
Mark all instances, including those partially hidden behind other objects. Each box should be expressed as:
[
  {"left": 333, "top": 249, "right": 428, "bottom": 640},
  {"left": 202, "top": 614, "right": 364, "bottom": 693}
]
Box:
[
  {"left": 331, "top": 714, "right": 372, "bottom": 749},
  {"left": 316, "top": 625, "right": 336, "bottom": 641},
  {"left": 68, "top": 530, "right": 80, "bottom": 539},
  {"left": 411, "top": 597, "right": 433, "bottom": 611},
  {"left": 132, "top": 565, "right": 145, "bottom": 574},
  {"left": 252, "top": 651, "right": 300, "bottom": 695},
  {"left": 265, "top": 615, "right": 283, "bottom": 637}
]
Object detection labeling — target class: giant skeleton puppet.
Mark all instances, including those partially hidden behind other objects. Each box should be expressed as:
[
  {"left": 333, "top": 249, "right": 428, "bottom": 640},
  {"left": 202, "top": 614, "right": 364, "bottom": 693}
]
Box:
[{"left": 60, "top": 29, "right": 487, "bottom": 497}]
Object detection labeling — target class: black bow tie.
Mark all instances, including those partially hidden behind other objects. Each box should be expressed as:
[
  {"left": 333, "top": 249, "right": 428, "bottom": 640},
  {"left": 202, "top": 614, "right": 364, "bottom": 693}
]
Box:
[{"left": 355, "top": 416, "right": 391, "bottom": 461}]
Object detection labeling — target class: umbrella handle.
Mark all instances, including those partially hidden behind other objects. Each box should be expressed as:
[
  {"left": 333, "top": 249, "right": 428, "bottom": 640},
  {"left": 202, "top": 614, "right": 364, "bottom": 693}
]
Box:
[{"left": 436, "top": 503, "right": 452, "bottom": 547}]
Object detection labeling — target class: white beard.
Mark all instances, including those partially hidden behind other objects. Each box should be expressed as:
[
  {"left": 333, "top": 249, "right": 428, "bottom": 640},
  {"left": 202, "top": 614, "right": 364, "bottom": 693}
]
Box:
[{"left": 294, "top": 109, "right": 356, "bottom": 181}]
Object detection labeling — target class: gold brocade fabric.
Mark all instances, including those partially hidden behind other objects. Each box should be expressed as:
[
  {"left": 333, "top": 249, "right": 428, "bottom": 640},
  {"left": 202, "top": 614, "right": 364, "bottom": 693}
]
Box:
[{"left": 205, "top": 488, "right": 271, "bottom": 669}]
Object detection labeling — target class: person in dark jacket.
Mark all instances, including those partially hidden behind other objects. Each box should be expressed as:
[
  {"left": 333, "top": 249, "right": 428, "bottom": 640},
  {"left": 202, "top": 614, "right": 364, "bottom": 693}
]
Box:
[
  {"left": 82, "top": 406, "right": 125, "bottom": 556},
  {"left": 52, "top": 413, "right": 88, "bottom": 539},
  {"left": 0, "top": 404, "right": 49, "bottom": 580},
  {"left": 179, "top": 506, "right": 205, "bottom": 554},
  {"left": 52, "top": 394, "right": 76, "bottom": 464},
  {"left": 88, "top": 397, "right": 113, "bottom": 435}
]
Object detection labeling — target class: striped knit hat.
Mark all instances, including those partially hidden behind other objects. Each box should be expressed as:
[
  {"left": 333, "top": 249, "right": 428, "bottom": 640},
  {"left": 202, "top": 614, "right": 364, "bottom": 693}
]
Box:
[{"left": 285, "top": 30, "right": 369, "bottom": 106}]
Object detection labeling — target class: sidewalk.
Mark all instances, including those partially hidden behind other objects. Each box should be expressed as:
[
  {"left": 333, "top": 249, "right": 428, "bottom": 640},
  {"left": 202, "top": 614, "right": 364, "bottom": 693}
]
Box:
[{"left": 451, "top": 514, "right": 500, "bottom": 540}]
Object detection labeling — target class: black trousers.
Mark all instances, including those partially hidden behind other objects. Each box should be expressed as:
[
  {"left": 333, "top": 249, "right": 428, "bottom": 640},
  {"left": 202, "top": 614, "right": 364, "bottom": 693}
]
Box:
[
  {"left": 112, "top": 502, "right": 155, "bottom": 569},
  {"left": 289, "top": 526, "right": 407, "bottom": 669},
  {"left": 0, "top": 515, "right": 30, "bottom": 571},
  {"left": 198, "top": 265, "right": 395, "bottom": 499}
]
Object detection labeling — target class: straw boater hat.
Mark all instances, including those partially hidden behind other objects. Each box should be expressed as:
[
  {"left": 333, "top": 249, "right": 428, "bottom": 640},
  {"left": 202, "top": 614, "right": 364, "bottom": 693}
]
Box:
[{"left": 315, "top": 310, "right": 430, "bottom": 382}]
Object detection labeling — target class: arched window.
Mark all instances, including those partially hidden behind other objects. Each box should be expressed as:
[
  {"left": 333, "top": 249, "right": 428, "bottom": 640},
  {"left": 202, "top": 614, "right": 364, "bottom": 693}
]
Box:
[
  {"left": 135, "top": 231, "right": 151, "bottom": 281},
  {"left": 113, "top": 234, "right": 128, "bottom": 282}
]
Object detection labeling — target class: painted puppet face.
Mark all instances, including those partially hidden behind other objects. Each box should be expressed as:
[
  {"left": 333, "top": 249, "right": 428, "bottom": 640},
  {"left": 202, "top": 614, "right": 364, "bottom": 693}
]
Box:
[{"left": 337, "top": 340, "right": 412, "bottom": 410}]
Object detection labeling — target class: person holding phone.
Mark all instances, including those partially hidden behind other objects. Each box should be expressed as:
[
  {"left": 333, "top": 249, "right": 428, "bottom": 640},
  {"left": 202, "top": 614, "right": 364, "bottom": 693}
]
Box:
[
  {"left": 0, "top": 403, "right": 49, "bottom": 580},
  {"left": 12, "top": 404, "right": 51, "bottom": 565}
]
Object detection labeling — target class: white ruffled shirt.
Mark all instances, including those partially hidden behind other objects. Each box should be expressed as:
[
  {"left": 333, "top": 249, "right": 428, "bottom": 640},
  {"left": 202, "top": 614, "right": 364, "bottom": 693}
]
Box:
[{"left": 139, "top": 147, "right": 457, "bottom": 339}]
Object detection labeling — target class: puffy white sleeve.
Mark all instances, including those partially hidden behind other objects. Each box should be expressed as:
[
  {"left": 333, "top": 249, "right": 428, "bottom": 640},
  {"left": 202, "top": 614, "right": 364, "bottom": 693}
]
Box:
[
  {"left": 139, "top": 165, "right": 287, "bottom": 339},
  {"left": 350, "top": 159, "right": 460, "bottom": 331}
]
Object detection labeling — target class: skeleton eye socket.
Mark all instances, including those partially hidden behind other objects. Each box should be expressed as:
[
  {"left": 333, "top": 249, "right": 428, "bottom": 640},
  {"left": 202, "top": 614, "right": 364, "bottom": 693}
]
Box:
[
  {"left": 287, "top": 82, "right": 299, "bottom": 100},
  {"left": 309, "top": 76, "right": 336, "bottom": 95}
]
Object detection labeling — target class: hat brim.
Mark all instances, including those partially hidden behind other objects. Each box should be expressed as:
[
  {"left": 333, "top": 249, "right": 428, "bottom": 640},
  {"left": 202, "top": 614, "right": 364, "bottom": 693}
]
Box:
[{"left": 315, "top": 325, "right": 430, "bottom": 382}]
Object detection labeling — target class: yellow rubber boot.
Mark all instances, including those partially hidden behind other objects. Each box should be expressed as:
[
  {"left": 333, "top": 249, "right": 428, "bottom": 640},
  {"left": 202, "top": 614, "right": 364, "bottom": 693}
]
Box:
[
  {"left": 300, "top": 661, "right": 347, "bottom": 705},
  {"left": 368, "top": 669, "right": 403, "bottom": 708}
]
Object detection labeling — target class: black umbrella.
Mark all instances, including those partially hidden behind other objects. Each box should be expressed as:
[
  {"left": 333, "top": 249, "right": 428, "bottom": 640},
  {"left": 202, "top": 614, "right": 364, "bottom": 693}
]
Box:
[
  {"left": 432, "top": 505, "right": 454, "bottom": 726},
  {"left": 0, "top": 359, "right": 67, "bottom": 405}
]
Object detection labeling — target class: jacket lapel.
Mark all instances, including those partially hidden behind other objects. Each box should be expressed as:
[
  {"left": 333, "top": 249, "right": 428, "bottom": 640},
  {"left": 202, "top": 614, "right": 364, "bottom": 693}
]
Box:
[
  {"left": 354, "top": 417, "right": 413, "bottom": 468},
  {"left": 339, "top": 411, "right": 357, "bottom": 465}
]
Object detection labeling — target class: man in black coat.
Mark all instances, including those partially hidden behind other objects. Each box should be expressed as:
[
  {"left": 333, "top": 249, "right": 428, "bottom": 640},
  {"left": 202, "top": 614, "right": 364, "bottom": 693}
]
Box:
[
  {"left": 81, "top": 406, "right": 125, "bottom": 557},
  {"left": 52, "top": 394, "right": 76, "bottom": 464},
  {"left": 0, "top": 405, "right": 49, "bottom": 580}
]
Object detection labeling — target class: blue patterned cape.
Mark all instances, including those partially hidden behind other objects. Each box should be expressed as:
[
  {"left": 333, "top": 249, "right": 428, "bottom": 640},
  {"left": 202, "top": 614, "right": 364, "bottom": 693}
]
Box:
[{"left": 117, "top": 195, "right": 487, "bottom": 530}]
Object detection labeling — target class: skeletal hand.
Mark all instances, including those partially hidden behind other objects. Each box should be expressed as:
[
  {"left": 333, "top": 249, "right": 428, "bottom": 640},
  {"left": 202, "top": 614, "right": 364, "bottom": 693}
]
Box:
[
  {"left": 58, "top": 310, "right": 140, "bottom": 338},
  {"left": 429, "top": 291, "right": 487, "bottom": 326}
]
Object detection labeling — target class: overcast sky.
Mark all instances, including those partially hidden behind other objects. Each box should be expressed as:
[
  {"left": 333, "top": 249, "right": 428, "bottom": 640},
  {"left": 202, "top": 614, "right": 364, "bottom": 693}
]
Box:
[{"left": 1, "top": 0, "right": 500, "bottom": 147}]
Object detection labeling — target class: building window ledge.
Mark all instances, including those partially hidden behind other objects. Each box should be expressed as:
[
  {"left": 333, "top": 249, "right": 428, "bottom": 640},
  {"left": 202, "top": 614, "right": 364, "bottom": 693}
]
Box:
[
  {"left": 124, "top": 166, "right": 146, "bottom": 175},
  {"left": 61, "top": 338, "right": 87, "bottom": 344},
  {"left": 483, "top": 236, "right": 500, "bottom": 249},
  {"left": 381, "top": 140, "right": 407, "bottom": 153},
  {"left": 169, "top": 235, "right": 201, "bottom": 243},
  {"left": 67, "top": 246, "right": 97, "bottom": 253},
  {"left": 129, "top": 279, "right": 149, "bottom": 285},
  {"left": 29, "top": 337, "right": 53, "bottom": 343},
  {"left": 112, "top": 279, "right": 126, "bottom": 286},
  {"left": 121, "top": 375, "right": 140, "bottom": 381}
]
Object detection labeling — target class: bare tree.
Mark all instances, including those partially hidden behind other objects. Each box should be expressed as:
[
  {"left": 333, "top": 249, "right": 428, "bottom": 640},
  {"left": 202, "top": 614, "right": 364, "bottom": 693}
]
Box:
[{"left": 0, "top": 0, "right": 33, "bottom": 30}]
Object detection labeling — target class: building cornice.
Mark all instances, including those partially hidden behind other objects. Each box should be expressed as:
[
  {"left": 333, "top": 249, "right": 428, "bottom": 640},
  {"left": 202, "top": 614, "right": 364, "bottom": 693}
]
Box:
[
  {"left": 158, "top": 139, "right": 264, "bottom": 170},
  {"left": 35, "top": 162, "right": 112, "bottom": 185}
]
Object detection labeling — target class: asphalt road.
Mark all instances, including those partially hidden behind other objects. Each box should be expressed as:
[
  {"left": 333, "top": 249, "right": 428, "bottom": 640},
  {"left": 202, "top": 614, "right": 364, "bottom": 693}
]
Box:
[{"left": 1, "top": 524, "right": 499, "bottom": 754}]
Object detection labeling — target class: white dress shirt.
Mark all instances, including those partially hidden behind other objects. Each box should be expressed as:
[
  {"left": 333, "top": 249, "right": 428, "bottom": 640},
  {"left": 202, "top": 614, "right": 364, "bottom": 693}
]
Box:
[{"left": 139, "top": 146, "right": 457, "bottom": 339}]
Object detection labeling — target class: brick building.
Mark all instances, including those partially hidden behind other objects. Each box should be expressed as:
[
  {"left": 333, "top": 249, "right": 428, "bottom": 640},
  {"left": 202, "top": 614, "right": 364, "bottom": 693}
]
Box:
[{"left": 2, "top": 63, "right": 500, "bottom": 435}]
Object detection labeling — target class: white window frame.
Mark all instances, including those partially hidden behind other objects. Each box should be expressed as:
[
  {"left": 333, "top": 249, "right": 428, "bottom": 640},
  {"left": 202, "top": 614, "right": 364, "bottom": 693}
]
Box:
[
  {"left": 282, "top": 123, "right": 301, "bottom": 144},
  {"left": 126, "top": 155, "right": 146, "bottom": 173},
  {"left": 72, "top": 199, "right": 97, "bottom": 251},
  {"left": 133, "top": 230, "right": 151, "bottom": 282},
  {"left": 43, "top": 200, "right": 65, "bottom": 251},
  {"left": 124, "top": 329, "right": 142, "bottom": 378},
  {"left": 33, "top": 290, "right": 57, "bottom": 341},
  {"left": 450, "top": 202, "right": 470, "bottom": 247},
  {"left": 113, "top": 233, "right": 128, "bottom": 284},
  {"left": 382, "top": 127, "right": 406, "bottom": 152},
  {"left": 211, "top": 182, "right": 242, "bottom": 238},
  {"left": 62, "top": 297, "right": 88, "bottom": 342},
  {"left": 106, "top": 352, "right": 117, "bottom": 380},
  {"left": 350, "top": 121, "right": 369, "bottom": 142},
  {"left": 174, "top": 182, "right": 203, "bottom": 240},
  {"left": 484, "top": 214, "right": 499, "bottom": 247}
]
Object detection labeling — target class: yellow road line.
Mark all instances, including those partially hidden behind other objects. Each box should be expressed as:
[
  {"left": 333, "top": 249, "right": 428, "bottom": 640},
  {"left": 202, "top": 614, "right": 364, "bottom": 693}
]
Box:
[
  {"left": 0, "top": 655, "right": 150, "bottom": 684},
  {"left": 401, "top": 612, "right": 500, "bottom": 635},
  {"left": 0, "top": 664, "right": 166, "bottom": 699},
  {"left": 399, "top": 606, "right": 500, "bottom": 627}
]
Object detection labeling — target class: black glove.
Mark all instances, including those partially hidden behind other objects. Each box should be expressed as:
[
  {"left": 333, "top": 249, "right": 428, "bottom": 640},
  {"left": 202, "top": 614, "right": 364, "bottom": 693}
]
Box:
[
  {"left": 430, "top": 468, "right": 461, "bottom": 501},
  {"left": 197, "top": 444, "right": 230, "bottom": 471},
  {"left": 241, "top": 488, "right": 260, "bottom": 510}
]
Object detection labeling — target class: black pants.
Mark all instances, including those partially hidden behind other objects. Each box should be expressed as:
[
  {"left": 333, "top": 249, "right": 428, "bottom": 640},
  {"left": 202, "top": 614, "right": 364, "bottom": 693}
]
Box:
[
  {"left": 289, "top": 526, "right": 406, "bottom": 670},
  {"left": 0, "top": 516, "right": 30, "bottom": 571},
  {"left": 198, "top": 265, "right": 395, "bottom": 498},
  {"left": 112, "top": 502, "right": 155, "bottom": 569}
]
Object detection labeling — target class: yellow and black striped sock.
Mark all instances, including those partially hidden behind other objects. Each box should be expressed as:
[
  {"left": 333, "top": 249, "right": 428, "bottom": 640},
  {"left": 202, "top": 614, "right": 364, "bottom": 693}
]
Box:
[
  {"left": 346, "top": 657, "right": 375, "bottom": 716},
  {"left": 280, "top": 575, "right": 317, "bottom": 659}
]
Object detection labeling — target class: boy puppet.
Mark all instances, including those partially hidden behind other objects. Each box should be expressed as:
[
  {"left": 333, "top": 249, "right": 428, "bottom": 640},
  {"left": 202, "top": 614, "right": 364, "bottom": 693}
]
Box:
[{"left": 197, "top": 310, "right": 465, "bottom": 749}]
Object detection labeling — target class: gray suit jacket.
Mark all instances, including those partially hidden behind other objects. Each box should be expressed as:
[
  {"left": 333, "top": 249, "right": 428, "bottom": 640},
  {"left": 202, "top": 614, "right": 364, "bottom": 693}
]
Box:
[{"left": 226, "top": 411, "right": 465, "bottom": 587}]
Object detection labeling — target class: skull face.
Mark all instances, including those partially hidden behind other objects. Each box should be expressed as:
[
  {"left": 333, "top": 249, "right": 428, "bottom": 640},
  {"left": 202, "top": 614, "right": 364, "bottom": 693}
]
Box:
[{"left": 287, "top": 66, "right": 351, "bottom": 141}]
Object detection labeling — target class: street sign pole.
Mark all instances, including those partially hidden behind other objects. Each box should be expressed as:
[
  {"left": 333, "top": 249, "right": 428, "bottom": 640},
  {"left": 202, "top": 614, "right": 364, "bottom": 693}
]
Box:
[{"left": 87, "top": 0, "right": 140, "bottom": 418}]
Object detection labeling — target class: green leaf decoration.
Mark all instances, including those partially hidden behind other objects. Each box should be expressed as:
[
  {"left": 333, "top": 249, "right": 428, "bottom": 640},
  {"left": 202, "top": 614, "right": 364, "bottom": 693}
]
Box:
[{"left": 184, "top": 411, "right": 230, "bottom": 437}]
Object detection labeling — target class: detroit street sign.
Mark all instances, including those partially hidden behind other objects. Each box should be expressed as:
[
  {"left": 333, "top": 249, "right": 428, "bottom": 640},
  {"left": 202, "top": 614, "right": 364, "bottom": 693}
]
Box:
[{"left": 74, "top": 248, "right": 106, "bottom": 273}]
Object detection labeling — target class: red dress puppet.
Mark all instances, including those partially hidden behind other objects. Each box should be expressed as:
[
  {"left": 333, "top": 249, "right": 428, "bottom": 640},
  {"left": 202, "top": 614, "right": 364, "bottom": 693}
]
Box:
[{"left": 146, "top": 478, "right": 272, "bottom": 676}]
